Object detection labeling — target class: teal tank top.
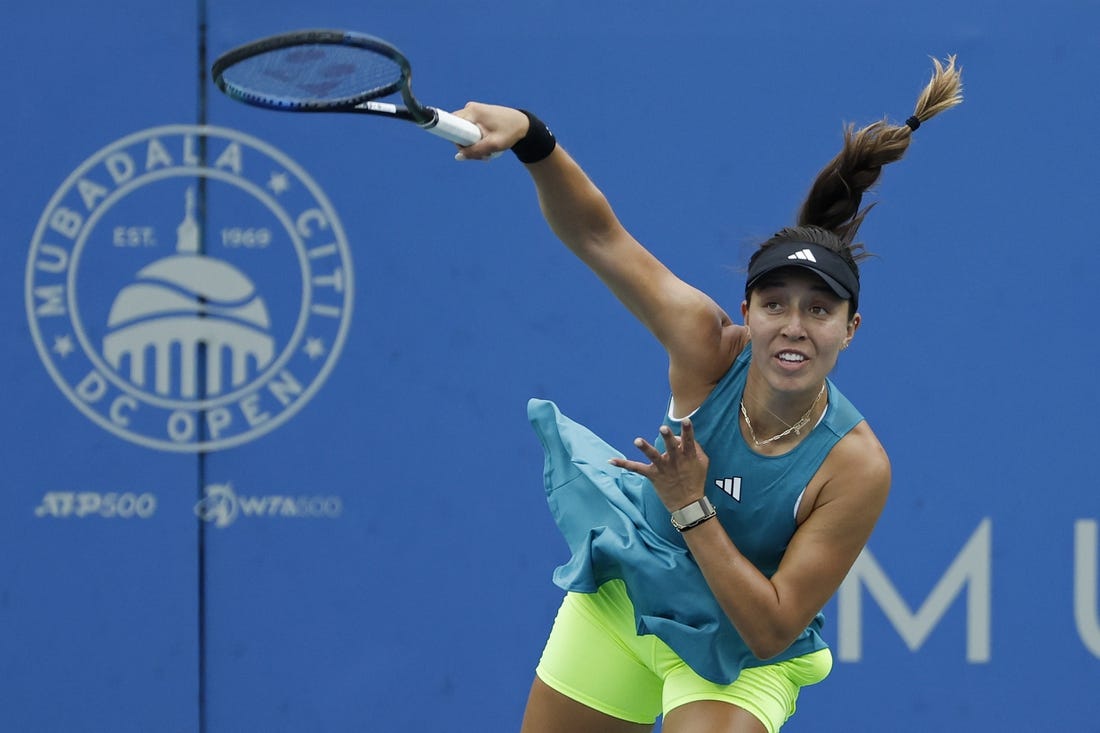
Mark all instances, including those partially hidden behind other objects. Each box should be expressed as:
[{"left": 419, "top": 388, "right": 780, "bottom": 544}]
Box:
[{"left": 528, "top": 345, "right": 865, "bottom": 684}]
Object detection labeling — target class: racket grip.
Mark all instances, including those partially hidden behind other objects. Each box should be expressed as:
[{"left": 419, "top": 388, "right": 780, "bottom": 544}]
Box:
[{"left": 421, "top": 108, "right": 482, "bottom": 146}]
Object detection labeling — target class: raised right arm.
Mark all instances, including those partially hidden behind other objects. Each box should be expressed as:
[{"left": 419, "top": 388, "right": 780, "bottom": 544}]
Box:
[{"left": 455, "top": 103, "right": 743, "bottom": 409}]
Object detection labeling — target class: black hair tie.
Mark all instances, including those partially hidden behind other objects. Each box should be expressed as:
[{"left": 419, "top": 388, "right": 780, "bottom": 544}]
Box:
[{"left": 905, "top": 115, "right": 921, "bottom": 131}]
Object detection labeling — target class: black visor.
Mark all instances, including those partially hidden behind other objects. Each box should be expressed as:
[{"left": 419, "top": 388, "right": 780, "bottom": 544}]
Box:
[{"left": 745, "top": 242, "right": 860, "bottom": 303}]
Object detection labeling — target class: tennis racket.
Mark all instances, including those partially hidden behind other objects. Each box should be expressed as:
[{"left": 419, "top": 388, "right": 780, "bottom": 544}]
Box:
[{"left": 211, "top": 29, "right": 482, "bottom": 146}]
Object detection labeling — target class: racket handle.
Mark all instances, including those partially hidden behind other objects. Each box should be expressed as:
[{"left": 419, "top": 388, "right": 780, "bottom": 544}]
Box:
[{"left": 421, "top": 108, "right": 482, "bottom": 146}]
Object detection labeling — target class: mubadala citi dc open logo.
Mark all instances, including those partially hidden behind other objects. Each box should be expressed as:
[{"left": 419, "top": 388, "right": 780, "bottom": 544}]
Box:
[{"left": 26, "top": 125, "right": 353, "bottom": 451}]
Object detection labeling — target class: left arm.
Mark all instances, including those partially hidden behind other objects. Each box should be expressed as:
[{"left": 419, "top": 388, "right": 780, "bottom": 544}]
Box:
[{"left": 613, "top": 420, "right": 890, "bottom": 660}]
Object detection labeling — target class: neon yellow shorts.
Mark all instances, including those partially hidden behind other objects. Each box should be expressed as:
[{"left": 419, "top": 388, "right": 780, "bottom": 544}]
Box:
[{"left": 535, "top": 580, "right": 832, "bottom": 732}]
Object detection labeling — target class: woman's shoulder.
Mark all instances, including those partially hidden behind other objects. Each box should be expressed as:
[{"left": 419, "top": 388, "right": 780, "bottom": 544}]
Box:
[
  {"left": 824, "top": 422, "right": 891, "bottom": 495},
  {"left": 668, "top": 323, "right": 748, "bottom": 418},
  {"left": 797, "top": 422, "right": 890, "bottom": 524}
]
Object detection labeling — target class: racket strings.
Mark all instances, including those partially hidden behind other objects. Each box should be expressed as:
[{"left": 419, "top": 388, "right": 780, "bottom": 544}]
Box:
[{"left": 220, "top": 44, "right": 405, "bottom": 108}]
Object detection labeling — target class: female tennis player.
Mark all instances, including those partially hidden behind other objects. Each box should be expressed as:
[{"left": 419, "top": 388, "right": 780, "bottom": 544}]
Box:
[{"left": 454, "top": 57, "right": 961, "bottom": 733}]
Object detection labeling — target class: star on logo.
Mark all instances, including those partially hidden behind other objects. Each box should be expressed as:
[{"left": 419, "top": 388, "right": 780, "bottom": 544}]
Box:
[
  {"left": 268, "top": 171, "right": 290, "bottom": 195},
  {"left": 52, "top": 334, "right": 75, "bottom": 358},
  {"left": 303, "top": 337, "right": 326, "bottom": 359}
]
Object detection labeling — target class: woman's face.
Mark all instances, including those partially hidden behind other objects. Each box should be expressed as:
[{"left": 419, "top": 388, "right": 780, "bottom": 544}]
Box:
[{"left": 741, "top": 267, "right": 860, "bottom": 395}]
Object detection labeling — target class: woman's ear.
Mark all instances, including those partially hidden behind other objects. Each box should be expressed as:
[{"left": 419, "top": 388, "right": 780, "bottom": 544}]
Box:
[{"left": 845, "top": 312, "right": 862, "bottom": 345}]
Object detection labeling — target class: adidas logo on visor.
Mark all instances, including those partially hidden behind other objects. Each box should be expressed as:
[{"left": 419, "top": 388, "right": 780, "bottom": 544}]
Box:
[{"left": 787, "top": 248, "right": 817, "bottom": 262}]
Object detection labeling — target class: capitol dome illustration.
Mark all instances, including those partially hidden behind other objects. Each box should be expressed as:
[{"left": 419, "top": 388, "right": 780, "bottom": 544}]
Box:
[{"left": 103, "top": 187, "right": 275, "bottom": 398}]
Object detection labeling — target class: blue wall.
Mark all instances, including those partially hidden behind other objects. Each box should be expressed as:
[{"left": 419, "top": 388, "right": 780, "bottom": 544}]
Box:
[{"left": 2, "top": 1, "right": 1098, "bottom": 731}]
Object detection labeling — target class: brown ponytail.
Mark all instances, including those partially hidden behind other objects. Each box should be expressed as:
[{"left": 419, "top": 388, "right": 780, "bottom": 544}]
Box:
[
  {"left": 795, "top": 56, "right": 963, "bottom": 246},
  {"left": 747, "top": 56, "right": 963, "bottom": 313}
]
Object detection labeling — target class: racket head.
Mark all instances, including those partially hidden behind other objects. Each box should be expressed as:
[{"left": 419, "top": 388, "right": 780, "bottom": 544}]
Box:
[{"left": 211, "top": 29, "right": 416, "bottom": 114}]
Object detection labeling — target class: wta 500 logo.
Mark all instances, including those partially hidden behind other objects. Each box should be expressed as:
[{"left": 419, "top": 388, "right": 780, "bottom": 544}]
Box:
[
  {"left": 26, "top": 126, "right": 352, "bottom": 451},
  {"left": 195, "top": 482, "right": 343, "bottom": 529}
]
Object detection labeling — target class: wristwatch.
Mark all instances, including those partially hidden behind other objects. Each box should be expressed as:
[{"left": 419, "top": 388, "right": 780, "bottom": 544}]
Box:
[{"left": 670, "top": 496, "right": 716, "bottom": 532}]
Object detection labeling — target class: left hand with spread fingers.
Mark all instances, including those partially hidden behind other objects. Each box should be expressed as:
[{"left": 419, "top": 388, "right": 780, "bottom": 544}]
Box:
[{"left": 610, "top": 419, "right": 710, "bottom": 514}]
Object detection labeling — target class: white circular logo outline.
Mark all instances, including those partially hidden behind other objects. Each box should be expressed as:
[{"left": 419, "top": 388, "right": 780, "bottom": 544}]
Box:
[{"left": 26, "top": 124, "right": 353, "bottom": 452}]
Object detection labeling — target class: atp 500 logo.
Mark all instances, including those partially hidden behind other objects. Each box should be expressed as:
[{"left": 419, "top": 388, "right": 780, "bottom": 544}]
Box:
[{"left": 26, "top": 126, "right": 353, "bottom": 451}]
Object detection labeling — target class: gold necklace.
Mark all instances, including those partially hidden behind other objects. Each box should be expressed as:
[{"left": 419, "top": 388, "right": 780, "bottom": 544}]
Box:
[{"left": 740, "top": 383, "right": 826, "bottom": 447}]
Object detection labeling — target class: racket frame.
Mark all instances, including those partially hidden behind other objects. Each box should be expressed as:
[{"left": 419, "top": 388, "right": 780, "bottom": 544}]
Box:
[{"left": 211, "top": 29, "right": 481, "bottom": 145}]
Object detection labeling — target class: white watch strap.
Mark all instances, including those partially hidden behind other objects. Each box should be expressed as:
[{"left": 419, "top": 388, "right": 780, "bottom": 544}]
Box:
[{"left": 670, "top": 496, "right": 716, "bottom": 531}]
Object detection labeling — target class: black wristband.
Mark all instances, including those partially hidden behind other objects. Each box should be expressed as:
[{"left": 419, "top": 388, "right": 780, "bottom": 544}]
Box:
[{"left": 511, "top": 110, "right": 556, "bottom": 164}]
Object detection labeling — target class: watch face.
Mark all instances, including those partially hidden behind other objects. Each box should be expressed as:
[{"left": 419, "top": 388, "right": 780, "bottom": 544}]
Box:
[{"left": 672, "top": 498, "right": 714, "bottom": 530}]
